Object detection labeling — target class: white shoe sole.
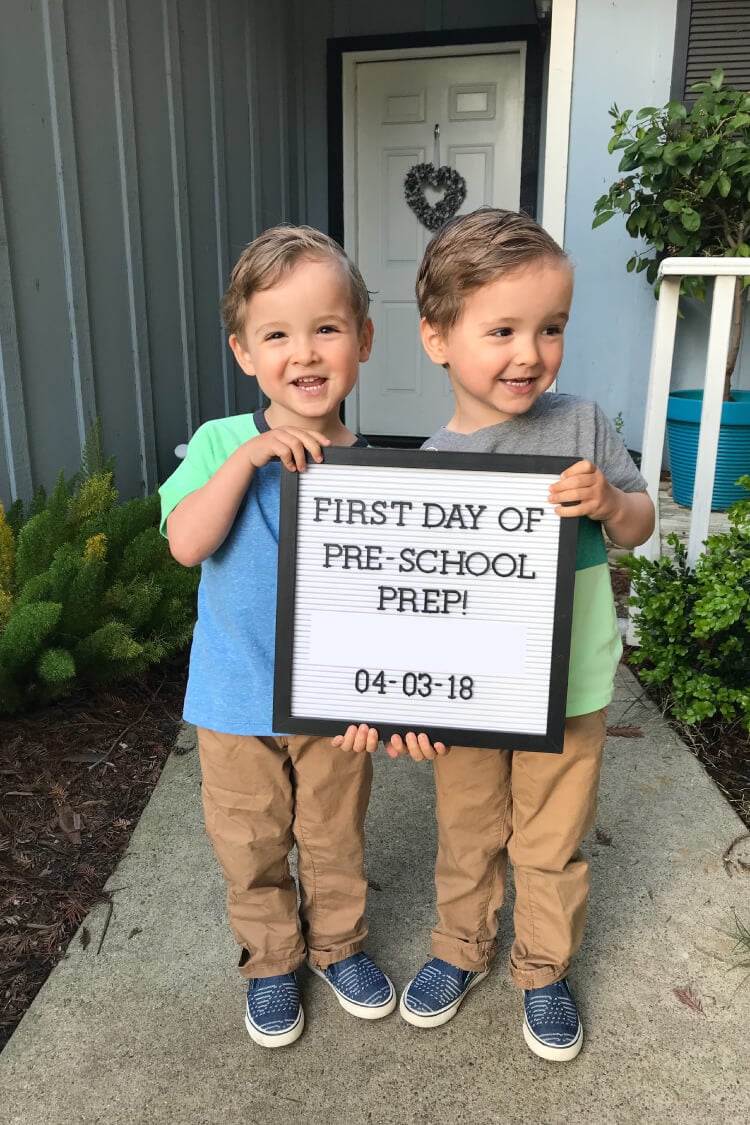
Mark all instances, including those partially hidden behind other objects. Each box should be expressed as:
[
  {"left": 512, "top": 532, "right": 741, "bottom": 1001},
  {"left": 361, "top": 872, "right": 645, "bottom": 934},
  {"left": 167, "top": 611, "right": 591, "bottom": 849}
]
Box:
[
  {"left": 244, "top": 1006, "right": 304, "bottom": 1048},
  {"left": 522, "top": 1017, "right": 583, "bottom": 1061},
  {"left": 308, "top": 962, "right": 397, "bottom": 1019},
  {"left": 399, "top": 969, "right": 489, "bottom": 1028}
]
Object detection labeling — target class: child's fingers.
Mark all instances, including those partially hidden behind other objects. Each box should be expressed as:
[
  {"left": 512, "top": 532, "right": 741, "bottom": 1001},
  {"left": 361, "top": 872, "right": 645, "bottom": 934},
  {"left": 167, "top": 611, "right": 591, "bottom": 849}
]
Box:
[
  {"left": 416, "top": 732, "right": 438, "bottom": 760},
  {"left": 347, "top": 723, "right": 377, "bottom": 753},
  {"left": 385, "top": 733, "right": 405, "bottom": 758},
  {"left": 295, "top": 430, "right": 331, "bottom": 467},
  {"left": 333, "top": 725, "right": 360, "bottom": 752},
  {"left": 386, "top": 732, "right": 445, "bottom": 760},
  {"left": 273, "top": 436, "right": 308, "bottom": 473},
  {"left": 559, "top": 459, "right": 594, "bottom": 479},
  {"left": 288, "top": 436, "right": 312, "bottom": 473},
  {"left": 400, "top": 732, "right": 431, "bottom": 761},
  {"left": 274, "top": 428, "right": 331, "bottom": 472}
]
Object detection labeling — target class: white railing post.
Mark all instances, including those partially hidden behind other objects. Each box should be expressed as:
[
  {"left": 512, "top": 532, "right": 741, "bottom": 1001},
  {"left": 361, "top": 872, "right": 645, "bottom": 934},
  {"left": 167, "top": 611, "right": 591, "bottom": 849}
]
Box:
[
  {"left": 686, "top": 272, "right": 735, "bottom": 565},
  {"left": 627, "top": 256, "right": 747, "bottom": 645},
  {"left": 634, "top": 257, "right": 747, "bottom": 563},
  {"left": 634, "top": 274, "right": 680, "bottom": 564}
]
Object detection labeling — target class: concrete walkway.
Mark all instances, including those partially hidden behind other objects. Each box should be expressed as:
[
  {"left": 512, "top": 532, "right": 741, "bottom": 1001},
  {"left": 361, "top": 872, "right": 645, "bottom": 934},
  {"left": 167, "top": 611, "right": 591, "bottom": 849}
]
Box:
[{"left": 1, "top": 665, "right": 749, "bottom": 1125}]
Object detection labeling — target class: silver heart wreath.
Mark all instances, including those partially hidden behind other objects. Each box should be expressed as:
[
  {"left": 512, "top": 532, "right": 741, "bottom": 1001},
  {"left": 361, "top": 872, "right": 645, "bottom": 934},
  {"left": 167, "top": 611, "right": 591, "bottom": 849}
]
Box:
[{"left": 404, "top": 163, "right": 467, "bottom": 232}]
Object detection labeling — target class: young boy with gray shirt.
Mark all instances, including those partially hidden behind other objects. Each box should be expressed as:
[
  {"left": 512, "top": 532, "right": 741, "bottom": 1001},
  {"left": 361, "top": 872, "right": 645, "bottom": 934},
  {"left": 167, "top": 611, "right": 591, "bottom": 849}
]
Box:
[{"left": 338, "top": 208, "right": 654, "bottom": 1060}]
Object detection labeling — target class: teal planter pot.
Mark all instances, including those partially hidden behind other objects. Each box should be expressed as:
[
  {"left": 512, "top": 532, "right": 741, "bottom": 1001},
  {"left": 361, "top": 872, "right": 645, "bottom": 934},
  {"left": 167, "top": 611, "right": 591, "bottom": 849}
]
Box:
[{"left": 666, "top": 389, "right": 750, "bottom": 510}]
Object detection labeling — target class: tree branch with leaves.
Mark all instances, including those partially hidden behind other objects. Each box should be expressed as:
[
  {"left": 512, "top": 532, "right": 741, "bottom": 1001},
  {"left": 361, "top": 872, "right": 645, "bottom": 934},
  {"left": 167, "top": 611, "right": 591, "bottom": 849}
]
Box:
[{"left": 593, "top": 69, "right": 750, "bottom": 401}]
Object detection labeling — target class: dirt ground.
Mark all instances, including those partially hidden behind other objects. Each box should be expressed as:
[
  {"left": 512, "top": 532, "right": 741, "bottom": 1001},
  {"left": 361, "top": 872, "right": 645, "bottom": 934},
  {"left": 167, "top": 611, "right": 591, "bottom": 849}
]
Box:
[
  {"left": 0, "top": 656, "right": 189, "bottom": 1052},
  {"left": 1, "top": 586, "right": 748, "bottom": 1054}
]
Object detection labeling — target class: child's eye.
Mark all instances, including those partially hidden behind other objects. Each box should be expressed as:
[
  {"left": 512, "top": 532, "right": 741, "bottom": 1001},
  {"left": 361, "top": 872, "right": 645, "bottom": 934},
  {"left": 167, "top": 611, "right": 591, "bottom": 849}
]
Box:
[
  {"left": 318, "top": 324, "right": 340, "bottom": 334},
  {"left": 542, "top": 325, "right": 564, "bottom": 336},
  {"left": 265, "top": 331, "right": 286, "bottom": 341},
  {"left": 492, "top": 327, "right": 513, "bottom": 338}
]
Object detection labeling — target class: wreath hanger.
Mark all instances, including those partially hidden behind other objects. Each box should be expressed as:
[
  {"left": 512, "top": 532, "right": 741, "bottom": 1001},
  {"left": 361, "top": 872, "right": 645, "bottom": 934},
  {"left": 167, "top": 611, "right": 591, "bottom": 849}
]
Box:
[{"left": 404, "top": 123, "right": 467, "bottom": 233}]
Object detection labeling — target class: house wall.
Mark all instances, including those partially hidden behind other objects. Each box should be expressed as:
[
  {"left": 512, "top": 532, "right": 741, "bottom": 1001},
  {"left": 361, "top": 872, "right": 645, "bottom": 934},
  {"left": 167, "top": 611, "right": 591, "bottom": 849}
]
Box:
[
  {"left": 0, "top": 0, "right": 298, "bottom": 506},
  {"left": 3, "top": 0, "right": 742, "bottom": 505},
  {"left": 563, "top": 0, "right": 750, "bottom": 455}
]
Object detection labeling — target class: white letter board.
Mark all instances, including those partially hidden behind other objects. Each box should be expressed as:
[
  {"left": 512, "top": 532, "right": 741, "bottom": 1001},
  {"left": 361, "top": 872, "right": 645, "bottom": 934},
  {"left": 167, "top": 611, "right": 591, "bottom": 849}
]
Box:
[{"left": 274, "top": 448, "right": 579, "bottom": 752}]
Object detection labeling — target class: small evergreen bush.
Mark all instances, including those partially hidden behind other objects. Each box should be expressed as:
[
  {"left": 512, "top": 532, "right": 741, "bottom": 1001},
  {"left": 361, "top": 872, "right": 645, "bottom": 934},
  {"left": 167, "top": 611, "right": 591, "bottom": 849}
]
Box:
[
  {"left": 0, "top": 432, "right": 198, "bottom": 712},
  {"left": 626, "top": 478, "right": 750, "bottom": 729}
]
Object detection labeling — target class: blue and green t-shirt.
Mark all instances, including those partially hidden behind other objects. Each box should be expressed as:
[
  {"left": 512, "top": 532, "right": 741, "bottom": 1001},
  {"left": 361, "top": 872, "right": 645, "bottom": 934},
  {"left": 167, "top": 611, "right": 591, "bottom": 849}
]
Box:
[{"left": 159, "top": 410, "right": 366, "bottom": 735}]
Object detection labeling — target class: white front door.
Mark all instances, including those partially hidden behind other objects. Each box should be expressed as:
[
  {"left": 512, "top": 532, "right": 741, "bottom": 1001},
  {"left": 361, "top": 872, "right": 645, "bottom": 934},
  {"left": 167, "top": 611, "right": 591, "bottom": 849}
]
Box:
[{"left": 351, "top": 48, "right": 526, "bottom": 439}]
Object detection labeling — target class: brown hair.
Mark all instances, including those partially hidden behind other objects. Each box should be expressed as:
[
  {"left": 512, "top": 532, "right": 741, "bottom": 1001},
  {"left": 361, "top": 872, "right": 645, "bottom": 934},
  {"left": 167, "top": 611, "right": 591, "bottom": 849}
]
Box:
[
  {"left": 416, "top": 208, "right": 569, "bottom": 331},
  {"left": 221, "top": 224, "right": 370, "bottom": 338}
]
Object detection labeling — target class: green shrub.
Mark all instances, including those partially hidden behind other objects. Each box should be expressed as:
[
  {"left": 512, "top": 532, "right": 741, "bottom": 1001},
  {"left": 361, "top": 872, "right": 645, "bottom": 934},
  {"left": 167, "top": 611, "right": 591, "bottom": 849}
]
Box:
[
  {"left": 626, "top": 478, "right": 750, "bottom": 729},
  {"left": 0, "top": 443, "right": 198, "bottom": 713}
]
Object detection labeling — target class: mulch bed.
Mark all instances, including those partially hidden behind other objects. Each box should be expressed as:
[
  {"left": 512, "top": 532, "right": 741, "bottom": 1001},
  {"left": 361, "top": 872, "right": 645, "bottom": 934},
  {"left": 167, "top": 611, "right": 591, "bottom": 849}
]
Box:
[
  {"left": 1, "top": 580, "right": 748, "bottom": 1055},
  {"left": 0, "top": 656, "right": 188, "bottom": 1053}
]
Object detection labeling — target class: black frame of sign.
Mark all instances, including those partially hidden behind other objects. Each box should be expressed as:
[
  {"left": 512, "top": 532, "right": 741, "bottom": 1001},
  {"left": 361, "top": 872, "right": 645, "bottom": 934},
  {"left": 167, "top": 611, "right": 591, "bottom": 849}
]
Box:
[{"left": 274, "top": 447, "right": 579, "bottom": 752}]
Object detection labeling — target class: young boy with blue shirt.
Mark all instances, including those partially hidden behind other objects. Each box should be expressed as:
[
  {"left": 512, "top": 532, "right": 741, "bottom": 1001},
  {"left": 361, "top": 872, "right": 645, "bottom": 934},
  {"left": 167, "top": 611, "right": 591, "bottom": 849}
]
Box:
[
  {"left": 159, "top": 226, "right": 396, "bottom": 1048},
  {"left": 337, "top": 208, "right": 654, "bottom": 1061}
]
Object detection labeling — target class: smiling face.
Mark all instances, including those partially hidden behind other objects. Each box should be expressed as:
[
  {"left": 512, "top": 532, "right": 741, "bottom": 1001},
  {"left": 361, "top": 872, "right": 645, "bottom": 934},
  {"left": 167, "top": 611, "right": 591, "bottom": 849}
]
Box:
[
  {"left": 420, "top": 258, "right": 573, "bottom": 433},
  {"left": 229, "top": 257, "right": 373, "bottom": 439}
]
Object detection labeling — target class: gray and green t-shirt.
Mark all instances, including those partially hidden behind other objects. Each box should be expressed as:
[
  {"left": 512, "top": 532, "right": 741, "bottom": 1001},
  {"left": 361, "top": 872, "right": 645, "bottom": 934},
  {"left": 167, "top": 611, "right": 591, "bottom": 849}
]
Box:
[{"left": 423, "top": 393, "right": 647, "bottom": 717}]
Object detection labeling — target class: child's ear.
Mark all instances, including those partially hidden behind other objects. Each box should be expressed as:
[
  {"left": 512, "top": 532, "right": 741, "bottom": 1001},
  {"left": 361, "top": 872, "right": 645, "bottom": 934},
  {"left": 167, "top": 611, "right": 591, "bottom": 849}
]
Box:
[
  {"left": 228, "top": 332, "right": 256, "bottom": 378},
  {"left": 358, "top": 317, "right": 375, "bottom": 362},
  {"left": 420, "top": 318, "right": 449, "bottom": 366}
]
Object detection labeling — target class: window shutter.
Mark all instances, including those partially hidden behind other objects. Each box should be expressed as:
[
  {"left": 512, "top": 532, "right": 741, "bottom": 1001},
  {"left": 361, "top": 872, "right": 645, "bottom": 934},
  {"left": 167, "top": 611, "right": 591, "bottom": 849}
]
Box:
[{"left": 681, "top": 0, "right": 750, "bottom": 98}]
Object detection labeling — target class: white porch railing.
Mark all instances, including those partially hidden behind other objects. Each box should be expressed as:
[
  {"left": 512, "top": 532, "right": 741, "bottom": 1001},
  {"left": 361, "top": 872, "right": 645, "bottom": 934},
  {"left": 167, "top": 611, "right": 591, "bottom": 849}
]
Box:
[{"left": 635, "top": 256, "right": 747, "bottom": 569}]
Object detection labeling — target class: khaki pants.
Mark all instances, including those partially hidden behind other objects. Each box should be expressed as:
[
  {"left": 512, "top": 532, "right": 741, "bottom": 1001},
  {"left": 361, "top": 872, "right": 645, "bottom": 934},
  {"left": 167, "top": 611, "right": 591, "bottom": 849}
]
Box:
[
  {"left": 431, "top": 709, "right": 606, "bottom": 989},
  {"left": 197, "top": 729, "right": 372, "bottom": 979}
]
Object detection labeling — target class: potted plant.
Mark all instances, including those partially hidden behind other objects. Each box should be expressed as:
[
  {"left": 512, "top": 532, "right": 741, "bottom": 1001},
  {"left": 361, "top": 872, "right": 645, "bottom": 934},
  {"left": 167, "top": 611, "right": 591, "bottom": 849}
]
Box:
[{"left": 593, "top": 68, "right": 750, "bottom": 510}]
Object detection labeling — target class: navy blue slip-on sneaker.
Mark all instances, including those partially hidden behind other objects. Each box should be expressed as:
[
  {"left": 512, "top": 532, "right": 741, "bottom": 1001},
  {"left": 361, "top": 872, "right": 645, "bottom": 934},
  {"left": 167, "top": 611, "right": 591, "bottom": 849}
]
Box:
[
  {"left": 399, "top": 957, "right": 489, "bottom": 1028},
  {"left": 523, "top": 977, "right": 583, "bottom": 1061},
  {"left": 308, "top": 952, "right": 396, "bottom": 1019},
  {"left": 245, "top": 972, "right": 304, "bottom": 1048}
]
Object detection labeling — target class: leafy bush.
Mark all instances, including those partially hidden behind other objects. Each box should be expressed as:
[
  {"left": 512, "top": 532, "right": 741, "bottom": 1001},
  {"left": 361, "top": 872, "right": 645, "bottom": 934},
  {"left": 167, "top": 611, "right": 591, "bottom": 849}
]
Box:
[
  {"left": 626, "top": 478, "right": 750, "bottom": 729},
  {"left": 593, "top": 68, "right": 750, "bottom": 397},
  {"left": 0, "top": 440, "right": 198, "bottom": 713}
]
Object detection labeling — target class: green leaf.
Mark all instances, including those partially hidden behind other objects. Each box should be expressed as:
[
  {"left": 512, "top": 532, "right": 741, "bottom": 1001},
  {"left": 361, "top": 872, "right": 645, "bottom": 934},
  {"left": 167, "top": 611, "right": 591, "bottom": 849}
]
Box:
[
  {"left": 662, "top": 199, "right": 682, "bottom": 212},
  {"left": 718, "top": 172, "right": 731, "bottom": 197},
  {"left": 667, "top": 223, "right": 688, "bottom": 247},
  {"left": 592, "top": 211, "right": 615, "bottom": 229},
  {"left": 626, "top": 256, "right": 636, "bottom": 273},
  {"left": 699, "top": 172, "right": 720, "bottom": 197},
  {"left": 710, "top": 67, "right": 725, "bottom": 91},
  {"left": 680, "top": 207, "right": 701, "bottom": 232}
]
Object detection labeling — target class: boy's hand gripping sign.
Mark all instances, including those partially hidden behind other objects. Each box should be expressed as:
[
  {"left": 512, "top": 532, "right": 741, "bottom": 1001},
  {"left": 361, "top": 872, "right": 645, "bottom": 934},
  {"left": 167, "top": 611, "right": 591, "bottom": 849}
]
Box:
[{"left": 274, "top": 449, "right": 579, "bottom": 752}]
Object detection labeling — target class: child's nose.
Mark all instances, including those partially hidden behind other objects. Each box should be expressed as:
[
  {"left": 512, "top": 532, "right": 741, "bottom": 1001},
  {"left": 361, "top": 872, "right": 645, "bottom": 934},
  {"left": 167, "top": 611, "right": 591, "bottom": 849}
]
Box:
[
  {"left": 514, "top": 336, "right": 540, "bottom": 366},
  {"left": 291, "top": 336, "right": 319, "bottom": 363}
]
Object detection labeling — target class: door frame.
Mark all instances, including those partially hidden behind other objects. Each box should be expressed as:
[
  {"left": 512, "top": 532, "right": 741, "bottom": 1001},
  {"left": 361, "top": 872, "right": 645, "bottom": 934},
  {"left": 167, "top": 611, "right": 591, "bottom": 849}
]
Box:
[
  {"left": 329, "top": 29, "right": 543, "bottom": 439},
  {"left": 327, "top": 15, "right": 576, "bottom": 436},
  {"left": 328, "top": 25, "right": 545, "bottom": 247}
]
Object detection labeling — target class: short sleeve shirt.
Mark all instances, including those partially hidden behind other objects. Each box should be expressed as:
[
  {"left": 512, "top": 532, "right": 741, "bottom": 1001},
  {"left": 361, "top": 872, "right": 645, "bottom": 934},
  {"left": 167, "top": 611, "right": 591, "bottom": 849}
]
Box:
[
  {"left": 159, "top": 411, "right": 366, "bottom": 735},
  {"left": 423, "top": 393, "right": 647, "bottom": 716}
]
